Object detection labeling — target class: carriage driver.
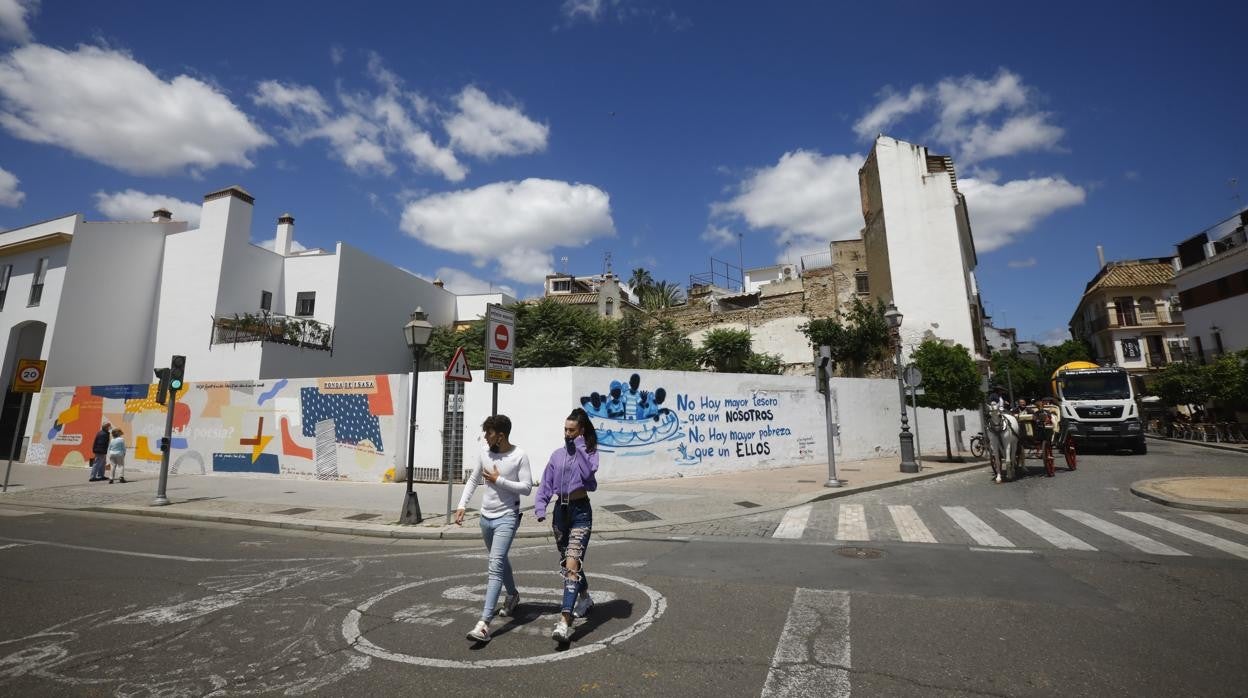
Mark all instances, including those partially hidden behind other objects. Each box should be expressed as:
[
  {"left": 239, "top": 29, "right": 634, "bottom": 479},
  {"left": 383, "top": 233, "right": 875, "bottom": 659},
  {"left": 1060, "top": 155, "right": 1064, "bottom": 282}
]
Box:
[{"left": 987, "top": 385, "right": 1009, "bottom": 410}]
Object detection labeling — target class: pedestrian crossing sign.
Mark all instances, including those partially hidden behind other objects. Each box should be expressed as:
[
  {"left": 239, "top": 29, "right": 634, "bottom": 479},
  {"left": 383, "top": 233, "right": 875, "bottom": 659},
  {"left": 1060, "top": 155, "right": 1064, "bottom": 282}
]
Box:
[{"left": 444, "top": 346, "right": 472, "bottom": 382}]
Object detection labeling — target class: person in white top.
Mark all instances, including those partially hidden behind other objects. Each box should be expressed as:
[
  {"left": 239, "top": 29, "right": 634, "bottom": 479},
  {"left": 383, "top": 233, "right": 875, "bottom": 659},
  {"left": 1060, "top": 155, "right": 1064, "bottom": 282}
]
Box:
[{"left": 454, "top": 414, "right": 533, "bottom": 643}]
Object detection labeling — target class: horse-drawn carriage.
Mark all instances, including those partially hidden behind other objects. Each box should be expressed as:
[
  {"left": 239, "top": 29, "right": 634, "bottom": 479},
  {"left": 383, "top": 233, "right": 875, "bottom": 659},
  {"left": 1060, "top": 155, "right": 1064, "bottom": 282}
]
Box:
[{"left": 984, "top": 401, "right": 1077, "bottom": 483}]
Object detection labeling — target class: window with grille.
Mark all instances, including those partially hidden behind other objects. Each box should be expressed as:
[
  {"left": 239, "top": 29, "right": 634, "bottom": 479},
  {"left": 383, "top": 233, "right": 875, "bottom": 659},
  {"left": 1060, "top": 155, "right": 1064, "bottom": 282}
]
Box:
[
  {"left": 552, "top": 279, "right": 571, "bottom": 292},
  {"left": 855, "top": 271, "right": 869, "bottom": 294},
  {"left": 295, "top": 291, "right": 315, "bottom": 317},
  {"left": 28, "top": 257, "right": 48, "bottom": 307},
  {"left": 0, "top": 264, "right": 10, "bottom": 310}
]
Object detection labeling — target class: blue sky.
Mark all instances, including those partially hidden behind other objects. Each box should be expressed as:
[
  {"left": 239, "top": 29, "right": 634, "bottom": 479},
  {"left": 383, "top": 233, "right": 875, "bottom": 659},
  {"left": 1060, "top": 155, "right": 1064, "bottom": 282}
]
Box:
[{"left": 0, "top": 1, "right": 1244, "bottom": 345}]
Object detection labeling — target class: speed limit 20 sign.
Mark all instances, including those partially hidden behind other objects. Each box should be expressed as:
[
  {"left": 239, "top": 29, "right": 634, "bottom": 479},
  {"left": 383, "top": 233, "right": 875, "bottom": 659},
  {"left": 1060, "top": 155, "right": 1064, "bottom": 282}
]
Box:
[{"left": 12, "top": 358, "right": 47, "bottom": 393}]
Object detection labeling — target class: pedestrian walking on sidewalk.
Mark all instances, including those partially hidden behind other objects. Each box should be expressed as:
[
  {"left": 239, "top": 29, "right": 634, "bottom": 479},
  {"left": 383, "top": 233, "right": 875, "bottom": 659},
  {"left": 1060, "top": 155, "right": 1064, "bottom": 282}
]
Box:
[
  {"left": 107, "top": 428, "right": 127, "bottom": 484},
  {"left": 534, "top": 407, "right": 599, "bottom": 644},
  {"left": 454, "top": 414, "right": 533, "bottom": 644},
  {"left": 89, "top": 422, "right": 111, "bottom": 482}
]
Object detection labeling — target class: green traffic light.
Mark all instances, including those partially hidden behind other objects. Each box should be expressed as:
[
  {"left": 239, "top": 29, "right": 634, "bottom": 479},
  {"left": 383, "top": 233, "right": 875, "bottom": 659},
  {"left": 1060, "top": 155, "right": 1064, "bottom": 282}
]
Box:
[{"left": 170, "top": 379, "right": 183, "bottom": 390}]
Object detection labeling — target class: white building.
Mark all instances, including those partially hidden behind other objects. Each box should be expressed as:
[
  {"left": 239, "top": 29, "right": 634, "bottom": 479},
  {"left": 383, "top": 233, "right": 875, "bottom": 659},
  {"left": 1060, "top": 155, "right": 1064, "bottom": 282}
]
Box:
[
  {"left": 858, "top": 136, "right": 987, "bottom": 362},
  {"left": 1173, "top": 210, "right": 1248, "bottom": 361},
  {"left": 743, "top": 263, "right": 800, "bottom": 294},
  {"left": 983, "top": 324, "right": 1019, "bottom": 355},
  {"left": 1068, "top": 256, "right": 1186, "bottom": 373},
  {"left": 0, "top": 184, "right": 509, "bottom": 455}
]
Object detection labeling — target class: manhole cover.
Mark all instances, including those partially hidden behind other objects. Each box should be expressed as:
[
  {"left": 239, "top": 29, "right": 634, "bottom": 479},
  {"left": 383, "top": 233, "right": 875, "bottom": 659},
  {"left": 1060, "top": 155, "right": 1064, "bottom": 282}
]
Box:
[
  {"left": 602, "top": 504, "right": 635, "bottom": 512},
  {"left": 345, "top": 513, "right": 380, "bottom": 521},
  {"left": 272, "top": 507, "right": 314, "bottom": 515},
  {"left": 797, "top": 479, "right": 817, "bottom": 483},
  {"left": 835, "top": 547, "right": 884, "bottom": 559},
  {"left": 615, "top": 509, "right": 661, "bottom": 523},
  {"left": 735, "top": 501, "right": 761, "bottom": 508}
]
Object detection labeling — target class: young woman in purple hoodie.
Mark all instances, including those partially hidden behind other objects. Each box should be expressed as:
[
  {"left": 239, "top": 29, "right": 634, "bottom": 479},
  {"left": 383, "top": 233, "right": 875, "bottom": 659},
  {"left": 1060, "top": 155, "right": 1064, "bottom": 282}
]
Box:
[{"left": 534, "top": 408, "right": 599, "bottom": 644}]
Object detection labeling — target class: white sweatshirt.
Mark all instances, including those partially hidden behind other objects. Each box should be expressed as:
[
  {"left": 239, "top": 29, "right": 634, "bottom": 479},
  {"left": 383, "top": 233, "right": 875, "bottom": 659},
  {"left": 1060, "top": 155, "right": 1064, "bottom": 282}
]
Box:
[{"left": 457, "top": 445, "right": 533, "bottom": 519}]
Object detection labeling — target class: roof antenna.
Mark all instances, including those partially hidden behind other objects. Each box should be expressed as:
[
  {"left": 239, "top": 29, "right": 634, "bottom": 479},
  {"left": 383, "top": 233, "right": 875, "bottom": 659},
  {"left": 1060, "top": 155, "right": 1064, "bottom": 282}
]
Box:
[
  {"left": 560, "top": 255, "right": 569, "bottom": 275},
  {"left": 1231, "top": 178, "right": 1242, "bottom": 210},
  {"left": 603, "top": 251, "right": 613, "bottom": 276}
]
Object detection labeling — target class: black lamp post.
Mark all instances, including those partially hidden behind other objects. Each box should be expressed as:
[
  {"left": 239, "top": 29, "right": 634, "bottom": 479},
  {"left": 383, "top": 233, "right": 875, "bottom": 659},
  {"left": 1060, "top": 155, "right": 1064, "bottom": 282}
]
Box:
[
  {"left": 400, "top": 307, "right": 433, "bottom": 525},
  {"left": 884, "top": 303, "right": 919, "bottom": 473}
]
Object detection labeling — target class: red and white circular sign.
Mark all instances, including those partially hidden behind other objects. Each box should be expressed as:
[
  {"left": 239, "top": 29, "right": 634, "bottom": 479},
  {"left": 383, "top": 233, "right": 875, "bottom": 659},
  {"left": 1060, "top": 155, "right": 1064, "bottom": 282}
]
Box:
[{"left": 494, "top": 324, "right": 510, "bottom": 351}]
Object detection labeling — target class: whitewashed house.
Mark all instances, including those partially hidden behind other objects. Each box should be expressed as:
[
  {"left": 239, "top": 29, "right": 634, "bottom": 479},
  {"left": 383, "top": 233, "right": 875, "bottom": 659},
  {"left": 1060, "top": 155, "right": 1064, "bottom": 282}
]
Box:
[{"left": 1173, "top": 210, "right": 1248, "bottom": 360}]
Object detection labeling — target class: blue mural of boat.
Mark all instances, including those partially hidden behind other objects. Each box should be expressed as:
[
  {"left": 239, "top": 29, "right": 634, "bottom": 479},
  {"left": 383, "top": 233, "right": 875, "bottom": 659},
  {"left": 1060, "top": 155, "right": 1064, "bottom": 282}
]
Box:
[{"left": 594, "top": 409, "right": 681, "bottom": 450}]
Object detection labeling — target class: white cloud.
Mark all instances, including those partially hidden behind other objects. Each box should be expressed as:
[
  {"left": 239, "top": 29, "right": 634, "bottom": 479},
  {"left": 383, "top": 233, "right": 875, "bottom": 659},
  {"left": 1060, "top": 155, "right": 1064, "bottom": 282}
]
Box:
[
  {"left": 94, "top": 189, "right": 200, "bottom": 226},
  {"left": 1035, "top": 327, "right": 1072, "bottom": 345},
  {"left": 421, "top": 266, "right": 517, "bottom": 296},
  {"left": 0, "top": 164, "right": 23, "bottom": 206},
  {"left": 444, "top": 86, "right": 549, "bottom": 159},
  {"left": 0, "top": 44, "right": 271, "bottom": 175},
  {"left": 701, "top": 224, "right": 736, "bottom": 248},
  {"left": 0, "top": 0, "right": 37, "bottom": 44},
  {"left": 960, "top": 175, "right": 1086, "bottom": 252},
  {"left": 399, "top": 178, "right": 615, "bottom": 284},
  {"left": 1007, "top": 257, "right": 1037, "bottom": 269},
  {"left": 853, "top": 85, "right": 927, "bottom": 139},
  {"left": 1124, "top": 170, "right": 1141, "bottom": 181},
  {"left": 712, "top": 149, "right": 863, "bottom": 256},
  {"left": 329, "top": 44, "right": 344, "bottom": 66},
  {"left": 562, "top": 0, "right": 606, "bottom": 22},
  {"left": 855, "top": 69, "right": 1064, "bottom": 163}
]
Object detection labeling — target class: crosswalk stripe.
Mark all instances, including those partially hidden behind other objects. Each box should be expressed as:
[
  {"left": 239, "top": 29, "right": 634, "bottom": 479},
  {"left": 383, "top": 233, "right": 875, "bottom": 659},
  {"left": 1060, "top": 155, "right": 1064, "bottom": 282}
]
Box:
[
  {"left": 1056, "top": 510, "right": 1187, "bottom": 556},
  {"left": 942, "top": 506, "right": 1013, "bottom": 547},
  {"left": 761, "top": 588, "right": 851, "bottom": 698},
  {"left": 1185, "top": 514, "right": 1248, "bottom": 538},
  {"left": 888, "top": 505, "right": 936, "bottom": 543},
  {"left": 836, "top": 504, "right": 869, "bottom": 541},
  {"left": 1118, "top": 512, "right": 1248, "bottom": 560},
  {"left": 999, "top": 509, "right": 1097, "bottom": 551},
  {"left": 773, "top": 505, "right": 812, "bottom": 539}
]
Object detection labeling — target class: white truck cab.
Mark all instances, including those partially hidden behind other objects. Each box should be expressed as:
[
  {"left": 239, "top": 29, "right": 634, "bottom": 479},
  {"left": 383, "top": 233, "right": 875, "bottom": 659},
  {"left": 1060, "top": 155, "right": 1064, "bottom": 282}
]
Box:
[{"left": 1053, "top": 364, "right": 1147, "bottom": 454}]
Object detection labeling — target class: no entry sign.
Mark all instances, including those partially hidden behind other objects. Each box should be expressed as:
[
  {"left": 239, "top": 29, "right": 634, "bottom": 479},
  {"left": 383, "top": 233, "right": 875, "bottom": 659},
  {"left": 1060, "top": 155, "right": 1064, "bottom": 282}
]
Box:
[{"left": 484, "top": 304, "right": 514, "bottom": 384}]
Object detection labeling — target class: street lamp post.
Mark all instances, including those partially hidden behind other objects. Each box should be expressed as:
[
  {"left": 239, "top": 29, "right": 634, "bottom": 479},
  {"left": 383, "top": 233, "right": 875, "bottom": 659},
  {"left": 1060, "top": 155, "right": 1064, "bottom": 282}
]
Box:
[
  {"left": 400, "top": 307, "right": 433, "bottom": 525},
  {"left": 884, "top": 303, "right": 919, "bottom": 473}
]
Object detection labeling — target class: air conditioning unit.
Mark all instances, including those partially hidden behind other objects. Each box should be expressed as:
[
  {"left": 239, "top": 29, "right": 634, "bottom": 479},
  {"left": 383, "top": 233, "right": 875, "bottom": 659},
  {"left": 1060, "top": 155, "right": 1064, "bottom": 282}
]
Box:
[{"left": 781, "top": 265, "right": 796, "bottom": 280}]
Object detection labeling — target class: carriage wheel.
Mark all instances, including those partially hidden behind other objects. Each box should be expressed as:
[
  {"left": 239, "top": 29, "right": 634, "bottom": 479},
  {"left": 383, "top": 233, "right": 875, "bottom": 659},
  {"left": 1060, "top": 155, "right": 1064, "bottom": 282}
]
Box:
[
  {"left": 1043, "top": 440, "right": 1055, "bottom": 477},
  {"left": 1064, "top": 435, "right": 1077, "bottom": 470}
]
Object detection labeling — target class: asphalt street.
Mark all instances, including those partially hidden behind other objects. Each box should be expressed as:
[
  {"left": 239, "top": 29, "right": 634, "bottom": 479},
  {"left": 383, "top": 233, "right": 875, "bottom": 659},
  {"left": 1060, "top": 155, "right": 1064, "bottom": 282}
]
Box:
[{"left": 0, "top": 439, "right": 1245, "bottom": 697}]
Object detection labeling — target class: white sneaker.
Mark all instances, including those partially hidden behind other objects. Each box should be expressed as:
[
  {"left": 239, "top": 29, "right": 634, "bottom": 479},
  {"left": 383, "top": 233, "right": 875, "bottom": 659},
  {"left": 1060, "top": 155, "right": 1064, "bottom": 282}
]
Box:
[
  {"left": 573, "top": 592, "right": 594, "bottom": 618},
  {"left": 466, "top": 620, "right": 490, "bottom": 642},
  {"left": 499, "top": 593, "right": 520, "bottom": 617},
  {"left": 552, "top": 619, "right": 571, "bottom": 643}
]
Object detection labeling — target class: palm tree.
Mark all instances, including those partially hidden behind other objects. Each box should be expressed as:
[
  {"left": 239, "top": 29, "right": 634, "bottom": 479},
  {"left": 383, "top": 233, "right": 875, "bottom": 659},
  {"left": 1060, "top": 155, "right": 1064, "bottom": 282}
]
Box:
[
  {"left": 639, "top": 280, "right": 685, "bottom": 310},
  {"left": 628, "top": 268, "right": 655, "bottom": 296}
]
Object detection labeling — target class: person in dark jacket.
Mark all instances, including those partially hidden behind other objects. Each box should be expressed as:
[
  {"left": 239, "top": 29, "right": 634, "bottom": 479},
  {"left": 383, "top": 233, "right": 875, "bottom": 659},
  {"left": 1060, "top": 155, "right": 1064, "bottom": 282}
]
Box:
[{"left": 89, "top": 422, "right": 111, "bottom": 482}]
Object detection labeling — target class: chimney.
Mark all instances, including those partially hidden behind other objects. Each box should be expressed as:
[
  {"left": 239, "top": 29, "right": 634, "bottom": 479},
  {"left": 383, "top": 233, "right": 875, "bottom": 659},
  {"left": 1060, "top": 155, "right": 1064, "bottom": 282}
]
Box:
[
  {"left": 432, "top": 278, "right": 444, "bottom": 289},
  {"left": 151, "top": 208, "right": 172, "bottom": 223},
  {"left": 275, "top": 213, "right": 295, "bottom": 256},
  {"left": 1096, "top": 245, "right": 1106, "bottom": 269}
]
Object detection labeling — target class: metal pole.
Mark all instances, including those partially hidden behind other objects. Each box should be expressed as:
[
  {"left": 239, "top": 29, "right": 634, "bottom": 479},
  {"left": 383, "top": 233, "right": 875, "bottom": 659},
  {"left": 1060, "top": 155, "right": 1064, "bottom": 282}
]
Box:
[
  {"left": 492, "top": 383, "right": 498, "bottom": 417},
  {"left": 910, "top": 384, "right": 922, "bottom": 465},
  {"left": 153, "top": 388, "right": 176, "bottom": 506},
  {"left": 896, "top": 335, "right": 919, "bottom": 473},
  {"left": 1005, "top": 363, "right": 1014, "bottom": 406},
  {"left": 3, "top": 393, "right": 31, "bottom": 493},
  {"left": 400, "top": 349, "right": 423, "bottom": 524},
  {"left": 445, "top": 380, "right": 460, "bottom": 525},
  {"left": 821, "top": 346, "right": 842, "bottom": 487}
]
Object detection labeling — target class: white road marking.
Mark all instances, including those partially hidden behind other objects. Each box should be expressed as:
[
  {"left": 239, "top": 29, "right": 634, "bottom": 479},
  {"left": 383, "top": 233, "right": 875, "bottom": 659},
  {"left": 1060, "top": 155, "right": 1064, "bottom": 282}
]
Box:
[
  {"left": 0, "top": 535, "right": 482, "bottom": 563},
  {"left": 887, "top": 505, "right": 936, "bottom": 543},
  {"left": 836, "top": 504, "right": 869, "bottom": 541},
  {"left": 343, "top": 571, "right": 667, "bottom": 669},
  {"left": 441, "top": 584, "right": 618, "bottom": 605},
  {"left": 0, "top": 536, "right": 215, "bottom": 562},
  {"left": 999, "top": 509, "right": 1097, "bottom": 551},
  {"left": 450, "top": 540, "right": 623, "bottom": 560},
  {"left": 0, "top": 508, "right": 40, "bottom": 517},
  {"left": 970, "top": 547, "right": 1034, "bottom": 554},
  {"left": 0, "top": 543, "right": 28, "bottom": 551},
  {"left": 611, "top": 560, "right": 647, "bottom": 567},
  {"left": 760, "top": 588, "right": 851, "bottom": 698},
  {"left": 772, "top": 505, "right": 812, "bottom": 539},
  {"left": 943, "top": 506, "right": 1013, "bottom": 547},
  {"left": 1055, "top": 510, "right": 1187, "bottom": 556},
  {"left": 1118, "top": 512, "right": 1248, "bottom": 560},
  {"left": 1185, "top": 514, "right": 1248, "bottom": 537}
]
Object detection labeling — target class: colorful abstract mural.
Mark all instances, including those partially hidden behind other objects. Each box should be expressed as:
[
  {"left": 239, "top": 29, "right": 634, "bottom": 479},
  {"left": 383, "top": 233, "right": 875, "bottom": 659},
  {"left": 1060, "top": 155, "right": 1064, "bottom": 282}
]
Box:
[{"left": 26, "top": 374, "right": 405, "bottom": 482}]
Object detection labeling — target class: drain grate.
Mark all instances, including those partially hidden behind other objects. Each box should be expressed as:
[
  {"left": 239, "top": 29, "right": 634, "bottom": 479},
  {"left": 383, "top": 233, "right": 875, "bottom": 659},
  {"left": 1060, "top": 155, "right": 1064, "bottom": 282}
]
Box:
[
  {"left": 797, "top": 479, "right": 817, "bottom": 483},
  {"left": 835, "top": 546, "right": 884, "bottom": 559},
  {"left": 602, "top": 504, "right": 635, "bottom": 512},
  {"left": 271, "top": 507, "right": 314, "bottom": 515},
  {"left": 345, "top": 513, "right": 380, "bottom": 521},
  {"left": 615, "top": 509, "right": 661, "bottom": 523},
  {"left": 735, "top": 501, "right": 761, "bottom": 508}
]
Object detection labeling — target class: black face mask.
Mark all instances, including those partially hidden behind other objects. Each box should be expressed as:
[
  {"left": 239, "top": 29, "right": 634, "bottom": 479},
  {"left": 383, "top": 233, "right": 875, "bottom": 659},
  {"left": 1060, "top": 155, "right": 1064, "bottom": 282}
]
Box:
[
  {"left": 565, "top": 437, "right": 576, "bottom": 455},
  {"left": 489, "top": 443, "right": 500, "bottom": 453}
]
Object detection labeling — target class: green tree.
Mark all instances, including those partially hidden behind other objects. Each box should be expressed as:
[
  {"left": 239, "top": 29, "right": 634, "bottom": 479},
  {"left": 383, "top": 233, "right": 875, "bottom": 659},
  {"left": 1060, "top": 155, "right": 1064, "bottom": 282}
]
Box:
[
  {"left": 1152, "top": 361, "right": 1209, "bottom": 409},
  {"left": 911, "top": 341, "right": 982, "bottom": 461},
  {"left": 700, "top": 328, "right": 752, "bottom": 373},
  {"left": 742, "top": 351, "right": 785, "bottom": 375},
  {"left": 651, "top": 320, "right": 701, "bottom": 371},
  {"left": 799, "top": 297, "right": 892, "bottom": 377},
  {"left": 1039, "top": 339, "right": 1094, "bottom": 377},
  {"left": 638, "top": 280, "right": 685, "bottom": 310},
  {"left": 628, "top": 268, "right": 655, "bottom": 295},
  {"left": 426, "top": 321, "right": 485, "bottom": 369},
  {"left": 990, "top": 350, "right": 1044, "bottom": 401},
  {"left": 1205, "top": 351, "right": 1248, "bottom": 417}
]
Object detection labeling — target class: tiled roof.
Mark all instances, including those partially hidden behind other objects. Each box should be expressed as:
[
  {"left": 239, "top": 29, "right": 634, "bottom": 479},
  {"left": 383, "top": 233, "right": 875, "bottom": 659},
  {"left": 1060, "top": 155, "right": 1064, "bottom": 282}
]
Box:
[
  {"left": 546, "top": 293, "right": 599, "bottom": 305},
  {"left": 1083, "top": 260, "right": 1174, "bottom": 296}
]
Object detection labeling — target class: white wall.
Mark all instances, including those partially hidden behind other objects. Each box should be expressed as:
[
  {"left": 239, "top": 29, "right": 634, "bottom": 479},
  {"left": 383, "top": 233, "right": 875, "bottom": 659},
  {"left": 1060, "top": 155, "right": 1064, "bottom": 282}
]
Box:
[
  {"left": 0, "top": 216, "right": 74, "bottom": 383},
  {"left": 686, "top": 316, "right": 815, "bottom": 366},
  {"left": 455, "top": 292, "right": 517, "bottom": 322},
  {"left": 156, "top": 198, "right": 231, "bottom": 382},
  {"left": 280, "top": 253, "right": 339, "bottom": 327},
  {"left": 219, "top": 240, "right": 283, "bottom": 319},
  {"left": 1174, "top": 246, "right": 1248, "bottom": 354}
]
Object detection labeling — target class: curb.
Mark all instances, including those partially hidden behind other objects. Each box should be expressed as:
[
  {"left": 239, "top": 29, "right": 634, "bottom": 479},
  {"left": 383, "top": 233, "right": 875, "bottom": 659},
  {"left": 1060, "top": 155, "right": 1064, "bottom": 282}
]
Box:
[
  {"left": 1129, "top": 480, "right": 1248, "bottom": 515},
  {"left": 1146, "top": 435, "right": 1248, "bottom": 456},
  {"left": 74, "top": 460, "right": 990, "bottom": 540}
]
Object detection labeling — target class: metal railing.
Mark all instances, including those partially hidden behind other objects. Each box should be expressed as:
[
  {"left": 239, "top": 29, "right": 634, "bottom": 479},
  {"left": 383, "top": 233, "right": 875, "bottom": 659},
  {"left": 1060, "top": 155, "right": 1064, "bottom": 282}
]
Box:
[
  {"left": 211, "top": 312, "right": 333, "bottom": 352},
  {"left": 800, "top": 251, "right": 832, "bottom": 271},
  {"left": 1089, "top": 312, "right": 1183, "bottom": 333}
]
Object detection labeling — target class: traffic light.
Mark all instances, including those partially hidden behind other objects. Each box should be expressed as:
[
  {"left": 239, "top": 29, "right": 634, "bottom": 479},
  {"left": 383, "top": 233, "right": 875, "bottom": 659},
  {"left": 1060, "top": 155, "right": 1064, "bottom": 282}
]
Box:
[
  {"left": 154, "top": 367, "right": 170, "bottom": 405},
  {"left": 169, "top": 355, "right": 186, "bottom": 392},
  {"left": 816, "top": 346, "right": 834, "bottom": 395}
]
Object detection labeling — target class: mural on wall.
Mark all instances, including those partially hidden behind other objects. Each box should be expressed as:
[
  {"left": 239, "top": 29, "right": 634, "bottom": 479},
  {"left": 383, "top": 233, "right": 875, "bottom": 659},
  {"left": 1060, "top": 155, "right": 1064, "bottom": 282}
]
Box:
[
  {"left": 26, "top": 375, "right": 405, "bottom": 482},
  {"left": 578, "top": 372, "right": 809, "bottom": 468}
]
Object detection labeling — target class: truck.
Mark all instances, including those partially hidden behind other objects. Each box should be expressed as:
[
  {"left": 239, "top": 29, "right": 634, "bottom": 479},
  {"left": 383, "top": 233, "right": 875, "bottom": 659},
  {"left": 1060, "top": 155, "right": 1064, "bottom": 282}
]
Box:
[{"left": 1051, "top": 361, "right": 1147, "bottom": 454}]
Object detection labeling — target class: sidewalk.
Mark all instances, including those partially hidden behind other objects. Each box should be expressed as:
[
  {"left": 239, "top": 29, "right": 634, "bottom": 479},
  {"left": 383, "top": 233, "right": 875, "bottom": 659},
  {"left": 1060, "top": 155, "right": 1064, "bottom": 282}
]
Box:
[
  {"left": 1130, "top": 476, "right": 1248, "bottom": 514},
  {"left": 0, "top": 453, "right": 986, "bottom": 540}
]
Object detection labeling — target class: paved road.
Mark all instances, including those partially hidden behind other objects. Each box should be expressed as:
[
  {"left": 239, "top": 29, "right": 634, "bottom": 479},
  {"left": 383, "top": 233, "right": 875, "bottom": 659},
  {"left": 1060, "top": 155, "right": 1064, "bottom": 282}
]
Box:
[{"left": 0, "top": 439, "right": 1245, "bottom": 696}]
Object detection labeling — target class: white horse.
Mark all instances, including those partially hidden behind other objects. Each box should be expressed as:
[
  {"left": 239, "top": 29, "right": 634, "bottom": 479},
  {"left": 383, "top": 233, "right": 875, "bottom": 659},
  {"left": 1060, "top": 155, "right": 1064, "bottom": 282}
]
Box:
[{"left": 984, "top": 401, "right": 1020, "bottom": 483}]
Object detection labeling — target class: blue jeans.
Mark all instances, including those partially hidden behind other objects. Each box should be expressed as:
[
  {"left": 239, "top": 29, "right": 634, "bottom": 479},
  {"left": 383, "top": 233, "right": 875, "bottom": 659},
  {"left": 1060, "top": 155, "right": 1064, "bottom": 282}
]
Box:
[
  {"left": 90, "top": 453, "right": 107, "bottom": 480},
  {"left": 552, "top": 498, "right": 592, "bottom": 613},
  {"left": 479, "top": 511, "right": 519, "bottom": 623}
]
